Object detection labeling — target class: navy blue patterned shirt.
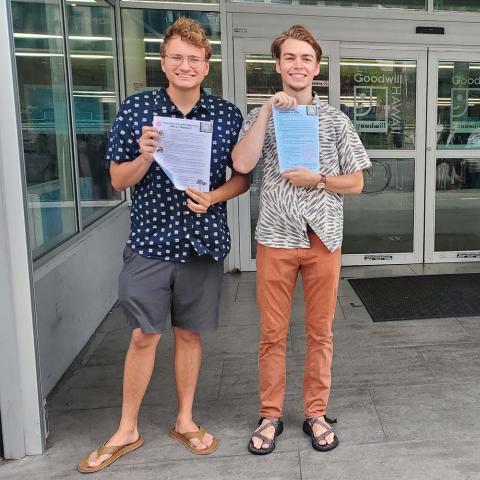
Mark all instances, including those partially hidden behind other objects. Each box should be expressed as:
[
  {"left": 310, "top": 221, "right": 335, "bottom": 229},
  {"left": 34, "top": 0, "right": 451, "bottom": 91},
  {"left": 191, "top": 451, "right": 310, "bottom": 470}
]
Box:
[{"left": 106, "top": 88, "right": 243, "bottom": 262}]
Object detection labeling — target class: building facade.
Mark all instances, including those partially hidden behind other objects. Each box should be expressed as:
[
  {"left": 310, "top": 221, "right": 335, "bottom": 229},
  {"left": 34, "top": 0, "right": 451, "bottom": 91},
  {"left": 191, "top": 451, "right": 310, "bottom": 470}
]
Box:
[{"left": 1, "top": 0, "right": 479, "bottom": 459}]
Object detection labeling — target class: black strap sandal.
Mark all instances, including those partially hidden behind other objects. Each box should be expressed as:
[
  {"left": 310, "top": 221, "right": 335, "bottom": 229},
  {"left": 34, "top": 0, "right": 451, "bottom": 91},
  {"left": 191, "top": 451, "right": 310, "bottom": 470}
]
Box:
[
  {"left": 248, "top": 418, "right": 284, "bottom": 455},
  {"left": 303, "top": 416, "right": 339, "bottom": 452}
]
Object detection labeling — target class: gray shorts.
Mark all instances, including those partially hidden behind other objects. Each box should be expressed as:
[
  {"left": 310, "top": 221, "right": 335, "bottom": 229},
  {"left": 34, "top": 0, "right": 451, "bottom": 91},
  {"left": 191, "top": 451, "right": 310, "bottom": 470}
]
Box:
[{"left": 118, "top": 246, "right": 224, "bottom": 334}]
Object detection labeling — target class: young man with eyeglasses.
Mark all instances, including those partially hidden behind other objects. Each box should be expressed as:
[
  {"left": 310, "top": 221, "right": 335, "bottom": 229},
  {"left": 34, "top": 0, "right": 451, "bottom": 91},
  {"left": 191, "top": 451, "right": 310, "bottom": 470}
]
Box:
[
  {"left": 232, "top": 25, "right": 370, "bottom": 455},
  {"left": 78, "top": 17, "right": 249, "bottom": 473}
]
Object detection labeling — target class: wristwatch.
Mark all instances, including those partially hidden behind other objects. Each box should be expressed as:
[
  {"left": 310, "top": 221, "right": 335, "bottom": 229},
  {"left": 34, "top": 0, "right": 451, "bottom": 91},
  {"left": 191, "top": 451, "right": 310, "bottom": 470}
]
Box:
[{"left": 315, "top": 174, "right": 326, "bottom": 190}]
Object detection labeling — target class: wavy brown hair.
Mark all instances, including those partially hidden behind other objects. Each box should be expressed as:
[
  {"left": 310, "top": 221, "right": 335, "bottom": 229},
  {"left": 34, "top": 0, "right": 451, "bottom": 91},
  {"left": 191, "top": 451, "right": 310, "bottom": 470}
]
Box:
[
  {"left": 162, "top": 17, "right": 212, "bottom": 61},
  {"left": 271, "top": 25, "right": 322, "bottom": 63}
]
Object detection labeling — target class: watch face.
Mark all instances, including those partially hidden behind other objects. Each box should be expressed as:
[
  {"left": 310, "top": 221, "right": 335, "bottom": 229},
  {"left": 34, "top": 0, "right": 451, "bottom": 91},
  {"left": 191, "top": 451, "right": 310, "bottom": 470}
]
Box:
[{"left": 316, "top": 181, "right": 325, "bottom": 189}]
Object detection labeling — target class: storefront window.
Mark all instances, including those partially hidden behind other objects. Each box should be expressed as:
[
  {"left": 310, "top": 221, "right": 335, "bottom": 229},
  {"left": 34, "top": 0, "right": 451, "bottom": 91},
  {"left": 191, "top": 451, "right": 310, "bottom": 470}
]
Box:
[
  {"left": 12, "top": 0, "right": 78, "bottom": 258},
  {"left": 12, "top": 0, "right": 123, "bottom": 260},
  {"left": 340, "top": 58, "right": 417, "bottom": 150},
  {"left": 122, "top": 0, "right": 219, "bottom": 4},
  {"left": 229, "top": 0, "right": 425, "bottom": 8},
  {"left": 435, "top": 158, "right": 480, "bottom": 251},
  {"left": 436, "top": 61, "right": 480, "bottom": 150},
  {"left": 121, "top": 9, "right": 222, "bottom": 97},
  {"left": 434, "top": 0, "right": 480, "bottom": 11},
  {"left": 67, "top": 1, "right": 122, "bottom": 226},
  {"left": 344, "top": 158, "right": 415, "bottom": 254}
]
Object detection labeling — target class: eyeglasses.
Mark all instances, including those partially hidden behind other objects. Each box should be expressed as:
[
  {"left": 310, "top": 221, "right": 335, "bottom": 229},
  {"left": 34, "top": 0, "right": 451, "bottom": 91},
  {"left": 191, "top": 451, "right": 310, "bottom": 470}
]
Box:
[{"left": 163, "top": 54, "right": 207, "bottom": 67}]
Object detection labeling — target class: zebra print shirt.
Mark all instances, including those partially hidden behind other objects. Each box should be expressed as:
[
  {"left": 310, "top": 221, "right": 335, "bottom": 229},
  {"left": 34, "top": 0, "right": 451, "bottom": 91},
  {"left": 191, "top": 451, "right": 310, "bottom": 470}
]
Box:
[{"left": 239, "top": 95, "right": 371, "bottom": 252}]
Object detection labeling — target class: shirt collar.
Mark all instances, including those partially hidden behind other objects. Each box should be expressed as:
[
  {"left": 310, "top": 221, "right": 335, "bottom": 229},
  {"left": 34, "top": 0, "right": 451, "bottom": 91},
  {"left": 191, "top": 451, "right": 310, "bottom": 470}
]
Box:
[
  {"left": 311, "top": 92, "right": 322, "bottom": 105},
  {"left": 154, "top": 87, "right": 211, "bottom": 116},
  {"left": 198, "top": 88, "right": 213, "bottom": 114}
]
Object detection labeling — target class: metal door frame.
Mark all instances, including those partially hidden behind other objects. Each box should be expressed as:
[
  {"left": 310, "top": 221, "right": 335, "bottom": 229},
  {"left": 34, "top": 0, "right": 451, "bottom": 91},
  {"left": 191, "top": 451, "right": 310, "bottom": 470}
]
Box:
[
  {"left": 425, "top": 49, "right": 480, "bottom": 263},
  {"left": 340, "top": 45, "right": 427, "bottom": 266},
  {"left": 233, "top": 38, "right": 427, "bottom": 270}
]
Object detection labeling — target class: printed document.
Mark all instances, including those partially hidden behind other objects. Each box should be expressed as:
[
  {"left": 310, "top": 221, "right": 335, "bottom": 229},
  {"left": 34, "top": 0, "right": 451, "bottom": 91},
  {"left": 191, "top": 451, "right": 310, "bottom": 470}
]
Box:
[
  {"left": 272, "top": 105, "right": 320, "bottom": 173},
  {"left": 153, "top": 116, "right": 213, "bottom": 191}
]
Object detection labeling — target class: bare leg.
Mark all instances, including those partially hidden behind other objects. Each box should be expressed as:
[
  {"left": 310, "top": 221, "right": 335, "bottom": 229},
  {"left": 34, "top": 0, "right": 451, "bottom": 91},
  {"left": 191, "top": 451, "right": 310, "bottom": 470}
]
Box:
[
  {"left": 173, "top": 327, "right": 212, "bottom": 450},
  {"left": 87, "top": 328, "right": 161, "bottom": 467}
]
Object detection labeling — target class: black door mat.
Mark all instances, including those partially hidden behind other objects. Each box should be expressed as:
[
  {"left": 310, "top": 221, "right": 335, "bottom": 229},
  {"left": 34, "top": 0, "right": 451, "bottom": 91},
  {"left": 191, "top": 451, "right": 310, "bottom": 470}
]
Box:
[{"left": 348, "top": 274, "right": 480, "bottom": 322}]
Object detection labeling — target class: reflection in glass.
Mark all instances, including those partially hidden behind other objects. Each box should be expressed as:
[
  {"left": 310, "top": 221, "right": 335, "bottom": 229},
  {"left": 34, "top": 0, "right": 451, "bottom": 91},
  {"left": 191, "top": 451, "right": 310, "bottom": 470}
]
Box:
[
  {"left": 123, "top": 0, "right": 219, "bottom": 3},
  {"left": 341, "top": 59, "right": 417, "bottom": 150},
  {"left": 435, "top": 158, "right": 480, "bottom": 252},
  {"left": 230, "top": 0, "right": 424, "bottom": 7},
  {"left": 245, "top": 55, "right": 329, "bottom": 258},
  {"left": 436, "top": 62, "right": 480, "bottom": 150},
  {"left": 67, "top": 1, "right": 122, "bottom": 226},
  {"left": 343, "top": 158, "right": 415, "bottom": 254},
  {"left": 12, "top": 0, "right": 77, "bottom": 258},
  {"left": 121, "top": 9, "right": 222, "bottom": 97},
  {"left": 434, "top": 0, "right": 480, "bottom": 11}
]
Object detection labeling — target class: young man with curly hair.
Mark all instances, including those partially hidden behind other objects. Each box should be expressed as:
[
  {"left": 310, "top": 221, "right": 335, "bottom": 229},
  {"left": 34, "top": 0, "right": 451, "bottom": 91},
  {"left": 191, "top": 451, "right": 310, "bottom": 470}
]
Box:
[{"left": 78, "top": 18, "right": 249, "bottom": 473}]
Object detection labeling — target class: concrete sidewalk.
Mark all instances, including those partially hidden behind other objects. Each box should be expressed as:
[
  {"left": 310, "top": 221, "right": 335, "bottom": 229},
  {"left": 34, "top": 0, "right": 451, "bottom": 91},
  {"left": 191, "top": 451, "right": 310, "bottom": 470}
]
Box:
[{"left": 2, "top": 263, "right": 480, "bottom": 479}]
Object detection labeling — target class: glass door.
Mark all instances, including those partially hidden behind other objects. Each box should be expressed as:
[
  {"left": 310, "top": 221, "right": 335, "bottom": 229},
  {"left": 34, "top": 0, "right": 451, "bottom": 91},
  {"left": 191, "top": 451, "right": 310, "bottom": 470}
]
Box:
[
  {"left": 234, "top": 38, "right": 427, "bottom": 269},
  {"left": 233, "top": 37, "right": 338, "bottom": 271},
  {"left": 425, "top": 51, "right": 480, "bottom": 262},
  {"left": 340, "top": 47, "right": 427, "bottom": 265}
]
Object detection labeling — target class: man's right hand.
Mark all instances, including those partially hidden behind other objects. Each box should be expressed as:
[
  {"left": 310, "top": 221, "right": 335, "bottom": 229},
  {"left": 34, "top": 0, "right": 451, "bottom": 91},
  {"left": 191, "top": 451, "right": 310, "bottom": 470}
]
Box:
[
  {"left": 138, "top": 126, "right": 161, "bottom": 163},
  {"left": 232, "top": 92, "right": 297, "bottom": 175},
  {"left": 262, "top": 91, "right": 298, "bottom": 115}
]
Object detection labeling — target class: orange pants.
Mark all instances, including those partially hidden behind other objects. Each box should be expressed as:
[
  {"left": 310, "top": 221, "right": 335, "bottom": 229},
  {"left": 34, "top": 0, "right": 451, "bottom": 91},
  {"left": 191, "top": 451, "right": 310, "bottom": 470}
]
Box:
[{"left": 256, "top": 232, "right": 341, "bottom": 419}]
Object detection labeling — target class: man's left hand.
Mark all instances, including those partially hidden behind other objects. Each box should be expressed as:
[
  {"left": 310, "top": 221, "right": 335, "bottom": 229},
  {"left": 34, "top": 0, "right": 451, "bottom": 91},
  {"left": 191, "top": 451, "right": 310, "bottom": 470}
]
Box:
[
  {"left": 282, "top": 168, "right": 319, "bottom": 188},
  {"left": 186, "top": 187, "right": 213, "bottom": 214}
]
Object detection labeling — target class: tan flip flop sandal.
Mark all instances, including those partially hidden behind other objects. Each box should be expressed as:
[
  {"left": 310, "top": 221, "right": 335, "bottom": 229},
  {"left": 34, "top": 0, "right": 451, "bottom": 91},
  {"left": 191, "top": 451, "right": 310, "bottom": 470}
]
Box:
[
  {"left": 169, "top": 426, "right": 218, "bottom": 455},
  {"left": 77, "top": 436, "right": 144, "bottom": 473}
]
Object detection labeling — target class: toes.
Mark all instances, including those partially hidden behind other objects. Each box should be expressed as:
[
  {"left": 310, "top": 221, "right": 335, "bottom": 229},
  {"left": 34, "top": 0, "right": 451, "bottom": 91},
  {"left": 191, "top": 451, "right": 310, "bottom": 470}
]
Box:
[
  {"left": 252, "top": 438, "right": 263, "bottom": 449},
  {"left": 87, "top": 453, "right": 99, "bottom": 467},
  {"left": 190, "top": 438, "right": 207, "bottom": 451},
  {"left": 203, "top": 433, "right": 214, "bottom": 448},
  {"left": 318, "top": 433, "right": 334, "bottom": 446},
  {"left": 251, "top": 425, "right": 275, "bottom": 450},
  {"left": 312, "top": 424, "right": 335, "bottom": 446},
  {"left": 88, "top": 453, "right": 107, "bottom": 467}
]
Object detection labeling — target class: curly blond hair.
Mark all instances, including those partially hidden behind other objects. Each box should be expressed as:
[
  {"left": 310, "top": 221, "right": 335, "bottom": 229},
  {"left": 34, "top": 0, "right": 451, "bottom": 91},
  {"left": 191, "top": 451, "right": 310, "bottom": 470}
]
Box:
[
  {"left": 162, "top": 17, "right": 212, "bottom": 61},
  {"left": 271, "top": 25, "right": 322, "bottom": 63}
]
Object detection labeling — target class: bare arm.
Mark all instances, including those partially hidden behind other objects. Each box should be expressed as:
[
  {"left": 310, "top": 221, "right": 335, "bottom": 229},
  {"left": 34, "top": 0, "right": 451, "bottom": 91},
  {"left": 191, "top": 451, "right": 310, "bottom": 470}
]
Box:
[
  {"left": 110, "top": 155, "right": 153, "bottom": 191},
  {"left": 323, "top": 171, "right": 364, "bottom": 194},
  {"left": 109, "top": 126, "right": 159, "bottom": 191},
  {"left": 208, "top": 169, "right": 251, "bottom": 204},
  {"left": 232, "top": 92, "right": 298, "bottom": 174},
  {"left": 282, "top": 168, "right": 364, "bottom": 194}
]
